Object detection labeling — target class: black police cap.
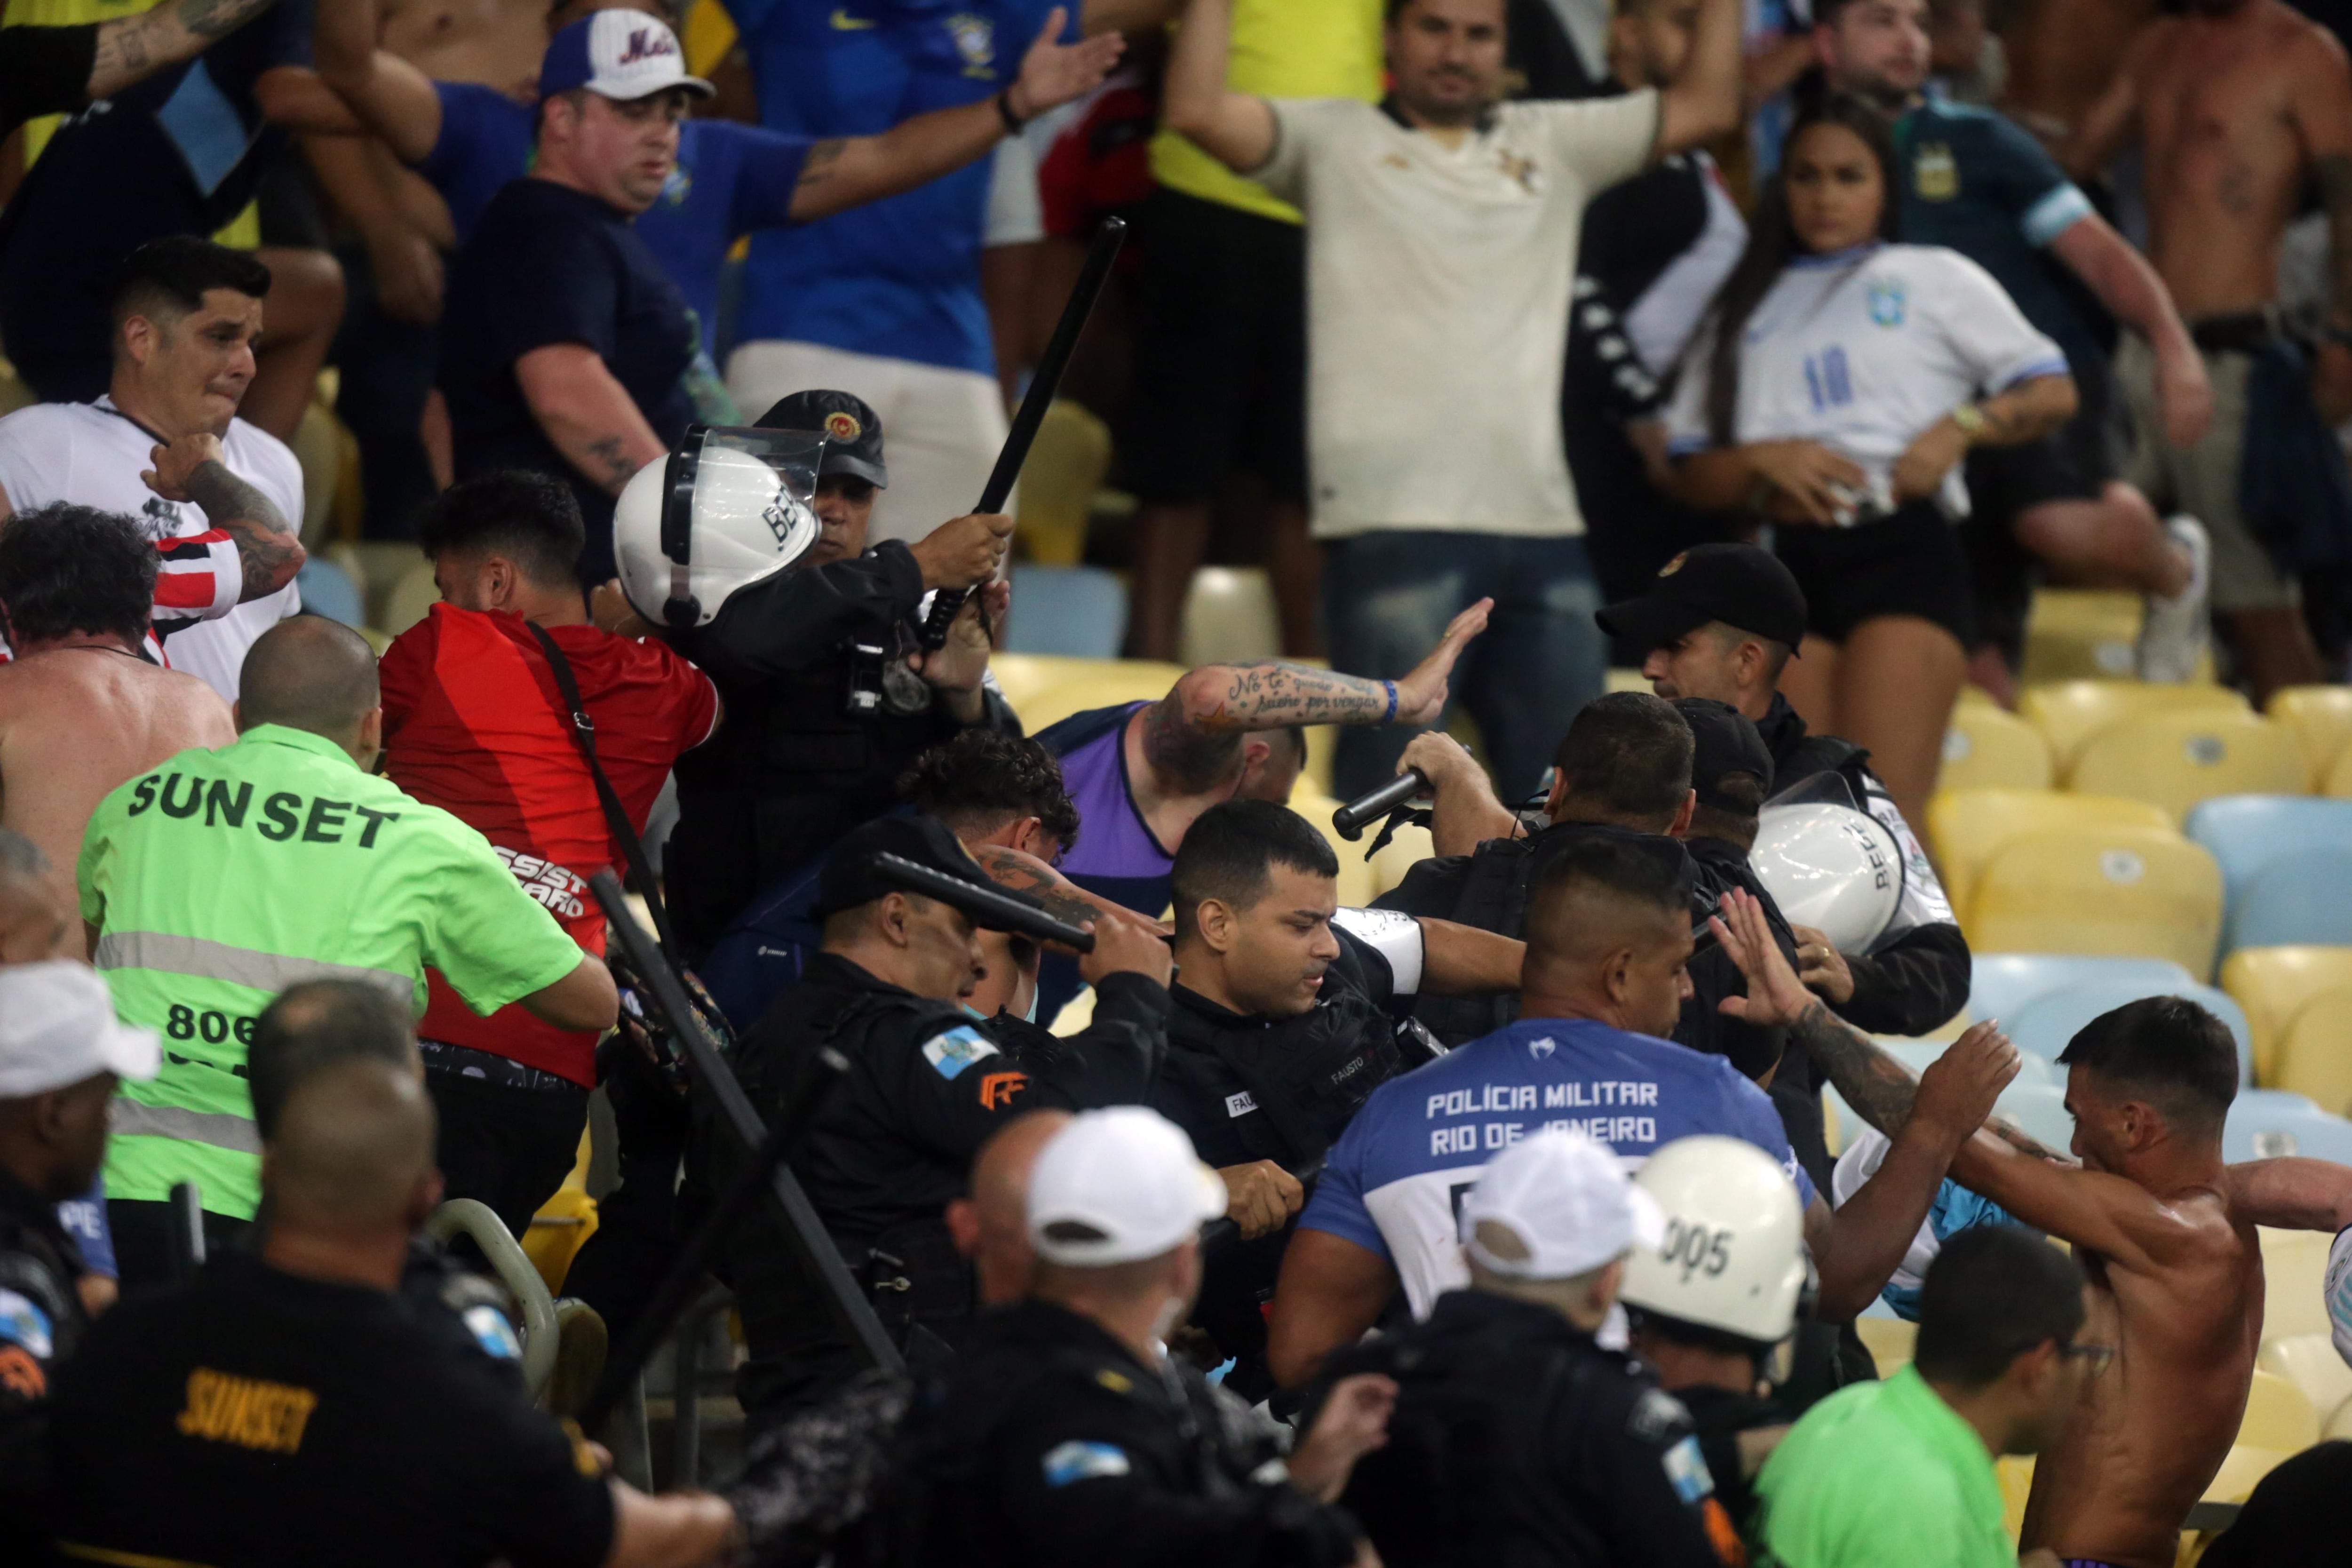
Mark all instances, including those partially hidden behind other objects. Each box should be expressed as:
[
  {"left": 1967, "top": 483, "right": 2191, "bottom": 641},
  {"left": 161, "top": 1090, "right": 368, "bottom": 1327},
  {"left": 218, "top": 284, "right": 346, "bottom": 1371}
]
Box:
[
  {"left": 813, "top": 813, "right": 1037, "bottom": 928},
  {"left": 756, "top": 389, "right": 888, "bottom": 489},
  {"left": 1671, "top": 697, "right": 1775, "bottom": 813},
  {"left": 1596, "top": 543, "right": 1809, "bottom": 656}
]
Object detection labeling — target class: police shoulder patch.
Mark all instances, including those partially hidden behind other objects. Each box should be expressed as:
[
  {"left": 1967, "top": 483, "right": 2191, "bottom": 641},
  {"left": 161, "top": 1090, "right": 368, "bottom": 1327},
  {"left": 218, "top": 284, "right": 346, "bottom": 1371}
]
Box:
[
  {"left": 1094, "top": 1368, "right": 1134, "bottom": 1395},
  {"left": 1627, "top": 1386, "right": 1691, "bottom": 1443},
  {"left": 920, "top": 1024, "right": 1001, "bottom": 1081},
  {"left": 1661, "top": 1433, "right": 1717, "bottom": 1505},
  {"left": 463, "top": 1303, "right": 522, "bottom": 1362},
  {"left": 0, "top": 1289, "right": 53, "bottom": 1360},
  {"left": 1041, "top": 1440, "right": 1131, "bottom": 1487}
]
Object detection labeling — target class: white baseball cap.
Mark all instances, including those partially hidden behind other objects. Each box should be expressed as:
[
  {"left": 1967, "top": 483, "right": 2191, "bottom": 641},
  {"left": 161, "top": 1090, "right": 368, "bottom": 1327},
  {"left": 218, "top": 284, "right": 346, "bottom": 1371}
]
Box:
[
  {"left": 540, "top": 10, "right": 715, "bottom": 103},
  {"left": 0, "top": 962, "right": 160, "bottom": 1098},
  {"left": 1026, "top": 1107, "right": 1228, "bottom": 1267},
  {"left": 1461, "top": 1128, "right": 1666, "bottom": 1281}
]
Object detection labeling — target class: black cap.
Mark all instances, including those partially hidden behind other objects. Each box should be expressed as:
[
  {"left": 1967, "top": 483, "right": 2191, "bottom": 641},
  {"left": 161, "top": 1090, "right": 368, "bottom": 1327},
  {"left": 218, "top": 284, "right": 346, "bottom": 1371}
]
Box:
[
  {"left": 1672, "top": 697, "right": 1775, "bottom": 813},
  {"left": 1596, "top": 543, "right": 1808, "bottom": 656},
  {"left": 812, "top": 814, "right": 1038, "bottom": 926},
  {"left": 756, "top": 389, "right": 888, "bottom": 488}
]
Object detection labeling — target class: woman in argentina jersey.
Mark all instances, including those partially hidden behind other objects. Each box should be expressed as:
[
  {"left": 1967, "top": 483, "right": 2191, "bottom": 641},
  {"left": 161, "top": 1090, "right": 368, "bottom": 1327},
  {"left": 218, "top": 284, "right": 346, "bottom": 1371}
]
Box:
[{"left": 1662, "top": 93, "right": 2075, "bottom": 831}]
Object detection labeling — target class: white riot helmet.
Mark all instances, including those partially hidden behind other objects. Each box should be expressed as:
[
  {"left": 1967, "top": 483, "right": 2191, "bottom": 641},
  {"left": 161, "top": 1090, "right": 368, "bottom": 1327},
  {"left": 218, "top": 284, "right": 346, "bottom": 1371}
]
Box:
[
  {"left": 614, "top": 425, "right": 826, "bottom": 630},
  {"left": 1749, "top": 802, "right": 1902, "bottom": 952},
  {"left": 1620, "top": 1136, "right": 1810, "bottom": 1345}
]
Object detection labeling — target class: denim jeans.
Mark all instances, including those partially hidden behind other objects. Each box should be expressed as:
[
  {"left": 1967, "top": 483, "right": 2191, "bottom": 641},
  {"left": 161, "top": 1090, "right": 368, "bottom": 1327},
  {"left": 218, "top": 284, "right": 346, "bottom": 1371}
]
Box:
[{"left": 1326, "top": 530, "right": 1607, "bottom": 803}]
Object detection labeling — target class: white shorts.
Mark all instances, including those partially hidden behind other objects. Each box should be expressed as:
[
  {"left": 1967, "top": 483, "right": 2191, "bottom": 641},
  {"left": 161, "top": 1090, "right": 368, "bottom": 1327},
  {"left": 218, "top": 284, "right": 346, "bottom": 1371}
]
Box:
[{"left": 723, "top": 340, "right": 1010, "bottom": 548}]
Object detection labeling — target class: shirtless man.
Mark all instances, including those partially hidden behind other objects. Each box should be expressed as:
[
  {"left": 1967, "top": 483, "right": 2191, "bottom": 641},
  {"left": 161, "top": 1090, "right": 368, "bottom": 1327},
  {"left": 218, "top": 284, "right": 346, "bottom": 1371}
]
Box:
[
  {"left": 0, "top": 505, "right": 236, "bottom": 960},
  {"left": 1997, "top": 0, "right": 2158, "bottom": 146},
  {"left": 2066, "top": 0, "right": 2352, "bottom": 697},
  {"left": 0, "top": 829, "right": 69, "bottom": 965},
  {"left": 1713, "top": 889, "right": 2317, "bottom": 1568}
]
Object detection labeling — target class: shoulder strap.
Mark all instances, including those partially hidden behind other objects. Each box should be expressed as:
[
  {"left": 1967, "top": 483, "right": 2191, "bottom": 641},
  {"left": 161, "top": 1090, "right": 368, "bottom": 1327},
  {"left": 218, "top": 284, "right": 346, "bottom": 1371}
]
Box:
[{"left": 526, "top": 622, "right": 684, "bottom": 964}]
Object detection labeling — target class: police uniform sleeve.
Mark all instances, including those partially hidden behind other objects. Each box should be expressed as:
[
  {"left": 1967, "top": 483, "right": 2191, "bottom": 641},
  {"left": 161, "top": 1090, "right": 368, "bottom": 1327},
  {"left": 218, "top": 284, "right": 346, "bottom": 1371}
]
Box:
[
  {"left": 688, "top": 542, "right": 928, "bottom": 684},
  {"left": 993, "top": 1378, "right": 1360, "bottom": 1568},
  {"left": 893, "top": 978, "right": 1168, "bottom": 1160},
  {"left": 437, "top": 1360, "right": 617, "bottom": 1568},
  {"left": 1371, "top": 853, "right": 1471, "bottom": 920},
  {"left": 416, "top": 813, "right": 597, "bottom": 1016},
  {"left": 1567, "top": 1379, "right": 1742, "bottom": 1568},
  {"left": 1020, "top": 971, "right": 1170, "bottom": 1108}
]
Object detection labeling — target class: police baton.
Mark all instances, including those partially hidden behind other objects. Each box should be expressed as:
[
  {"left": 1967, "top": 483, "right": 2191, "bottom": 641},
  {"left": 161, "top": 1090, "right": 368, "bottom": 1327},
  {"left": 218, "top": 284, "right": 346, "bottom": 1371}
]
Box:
[
  {"left": 867, "top": 852, "right": 1096, "bottom": 952},
  {"left": 1332, "top": 771, "right": 1430, "bottom": 841},
  {"left": 1198, "top": 1157, "right": 1326, "bottom": 1251},
  {"left": 588, "top": 871, "right": 907, "bottom": 1393},
  {"left": 166, "top": 1180, "right": 207, "bottom": 1281},
  {"left": 918, "top": 216, "right": 1128, "bottom": 649}
]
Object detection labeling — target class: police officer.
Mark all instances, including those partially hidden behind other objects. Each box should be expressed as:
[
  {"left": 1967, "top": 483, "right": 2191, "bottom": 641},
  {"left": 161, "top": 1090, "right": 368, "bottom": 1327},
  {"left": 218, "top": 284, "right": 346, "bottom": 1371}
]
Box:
[
  {"left": 723, "top": 812, "right": 1175, "bottom": 1425},
  {"left": 1621, "top": 1136, "right": 1812, "bottom": 1532},
  {"left": 1327, "top": 1126, "right": 1741, "bottom": 1567},
  {"left": 1600, "top": 542, "right": 1970, "bottom": 1036},
  {"left": 1148, "top": 800, "right": 1523, "bottom": 1392},
  {"left": 605, "top": 388, "right": 1021, "bottom": 954},
  {"left": 74, "top": 617, "right": 616, "bottom": 1283},
  {"left": 858, "top": 1106, "right": 1389, "bottom": 1568}
]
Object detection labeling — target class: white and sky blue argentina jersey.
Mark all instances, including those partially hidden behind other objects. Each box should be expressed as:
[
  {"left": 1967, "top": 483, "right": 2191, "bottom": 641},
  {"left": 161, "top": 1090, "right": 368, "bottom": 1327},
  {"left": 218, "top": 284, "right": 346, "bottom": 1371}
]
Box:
[
  {"left": 1300, "top": 1017, "right": 1818, "bottom": 1319},
  {"left": 1666, "top": 241, "right": 2066, "bottom": 517}
]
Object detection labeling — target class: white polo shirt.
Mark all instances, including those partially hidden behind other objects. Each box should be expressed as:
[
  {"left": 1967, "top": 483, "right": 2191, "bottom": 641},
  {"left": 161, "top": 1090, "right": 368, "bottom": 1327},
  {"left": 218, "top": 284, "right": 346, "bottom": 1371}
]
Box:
[
  {"left": 0, "top": 398, "right": 302, "bottom": 700},
  {"left": 1665, "top": 241, "right": 2066, "bottom": 517},
  {"left": 1253, "top": 91, "right": 1661, "bottom": 541}
]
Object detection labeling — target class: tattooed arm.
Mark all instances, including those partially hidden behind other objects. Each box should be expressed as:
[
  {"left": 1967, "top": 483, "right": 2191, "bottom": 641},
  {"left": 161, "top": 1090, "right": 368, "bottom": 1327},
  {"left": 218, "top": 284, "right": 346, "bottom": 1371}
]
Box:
[
  {"left": 966, "top": 844, "right": 1175, "bottom": 947},
  {"left": 87, "top": 0, "right": 281, "bottom": 102},
  {"left": 514, "top": 346, "right": 667, "bottom": 498},
  {"left": 143, "top": 434, "right": 306, "bottom": 601},
  {"left": 1140, "top": 598, "right": 1491, "bottom": 793}
]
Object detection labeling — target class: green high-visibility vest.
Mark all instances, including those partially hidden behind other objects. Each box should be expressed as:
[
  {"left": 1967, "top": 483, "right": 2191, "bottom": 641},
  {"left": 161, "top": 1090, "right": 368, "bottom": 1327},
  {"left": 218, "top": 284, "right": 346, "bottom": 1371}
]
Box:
[{"left": 78, "top": 724, "right": 586, "bottom": 1218}]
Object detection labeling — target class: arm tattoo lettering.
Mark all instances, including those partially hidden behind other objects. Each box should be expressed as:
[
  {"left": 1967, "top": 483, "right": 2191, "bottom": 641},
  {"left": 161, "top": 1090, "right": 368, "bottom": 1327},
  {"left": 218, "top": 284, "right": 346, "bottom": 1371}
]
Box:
[
  {"left": 184, "top": 459, "right": 302, "bottom": 602},
  {"left": 1143, "top": 661, "right": 1389, "bottom": 790}
]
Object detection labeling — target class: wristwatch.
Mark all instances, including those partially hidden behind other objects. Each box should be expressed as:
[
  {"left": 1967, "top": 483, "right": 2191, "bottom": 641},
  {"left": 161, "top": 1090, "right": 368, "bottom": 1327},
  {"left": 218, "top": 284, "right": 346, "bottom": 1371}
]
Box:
[{"left": 1949, "top": 403, "right": 1988, "bottom": 443}]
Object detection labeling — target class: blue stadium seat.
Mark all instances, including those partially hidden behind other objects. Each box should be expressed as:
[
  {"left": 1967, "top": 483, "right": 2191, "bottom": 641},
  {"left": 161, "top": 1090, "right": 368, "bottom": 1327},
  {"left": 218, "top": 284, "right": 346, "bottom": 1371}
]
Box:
[
  {"left": 295, "top": 557, "right": 366, "bottom": 628},
  {"left": 1991, "top": 1081, "right": 2075, "bottom": 1154},
  {"left": 1876, "top": 1038, "right": 2056, "bottom": 1088},
  {"left": 2006, "top": 979, "right": 2255, "bottom": 1085},
  {"left": 1967, "top": 955, "right": 2199, "bottom": 1027},
  {"left": 2229, "top": 847, "right": 2352, "bottom": 952},
  {"left": 2225, "top": 1090, "right": 2352, "bottom": 1162},
  {"left": 1001, "top": 566, "right": 1128, "bottom": 658},
  {"left": 2185, "top": 796, "right": 2352, "bottom": 948}
]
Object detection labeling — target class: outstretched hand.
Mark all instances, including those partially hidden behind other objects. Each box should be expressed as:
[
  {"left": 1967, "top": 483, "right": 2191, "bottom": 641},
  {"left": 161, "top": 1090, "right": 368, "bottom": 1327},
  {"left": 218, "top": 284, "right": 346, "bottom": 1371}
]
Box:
[
  {"left": 1709, "top": 889, "right": 1815, "bottom": 1029},
  {"left": 1913, "top": 1022, "right": 2022, "bottom": 1143},
  {"left": 1391, "top": 598, "right": 1492, "bottom": 728},
  {"left": 1009, "top": 6, "right": 1125, "bottom": 120}
]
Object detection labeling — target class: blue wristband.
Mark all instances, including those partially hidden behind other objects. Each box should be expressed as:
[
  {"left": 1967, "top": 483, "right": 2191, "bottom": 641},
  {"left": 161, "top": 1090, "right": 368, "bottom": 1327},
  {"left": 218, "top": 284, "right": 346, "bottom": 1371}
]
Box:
[{"left": 1383, "top": 680, "right": 1398, "bottom": 724}]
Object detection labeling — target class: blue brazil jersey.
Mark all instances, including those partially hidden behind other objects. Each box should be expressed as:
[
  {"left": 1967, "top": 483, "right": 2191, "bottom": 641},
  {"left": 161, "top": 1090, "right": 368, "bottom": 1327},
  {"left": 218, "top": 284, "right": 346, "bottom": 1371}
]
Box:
[{"left": 1302, "top": 1016, "right": 1816, "bottom": 1317}]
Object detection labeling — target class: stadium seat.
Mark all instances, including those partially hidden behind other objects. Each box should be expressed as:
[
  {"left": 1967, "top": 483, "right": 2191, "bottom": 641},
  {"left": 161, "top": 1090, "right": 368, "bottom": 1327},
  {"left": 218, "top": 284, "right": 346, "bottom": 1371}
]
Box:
[
  {"left": 1296, "top": 792, "right": 1378, "bottom": 907},
  {"left": 2066, "top": 711, "right": 2307, "bottom": 826},
  {"left": 1605, "top": 668, "right": 1652, "bottom": 694},
  {"left": 294, "top": 557, "right": 365, "bottom": 629},
  {"left": 1964, "top": 826, "right": 2223, "bottom": 979},
  {"left": 1178, "top": 567, "right": 1282, "bottom": 667},
  {"left": 1989, "top": 1080, "right": 2074, "bottom": 1151},
  {"left": 2327, "top": 743, "right": 2352, "bottom": 800},
  {"left": 2236, "top": 1368, "right": 2322, "bottom": 1455},
  {"left": 2230, "top": 847, "right": 2352, "bottom": 953},
  {"left": 1967, "top": 954, "right": 2198, "bottom": 1030},
  {"left": 2200, "top": 1444, "right": 2293, "bottom": 1509},
  {"left": 2005, "top": 979, "right": 2253, "bottom": 1083},
  {"left": 987, "top": 653, "right": 1120, "bottom": 713},
  {"left": 2257, "top": 1334, "right": 2352, "bottom": 1431},
  {"left": 521, "top": 1131, "right": 599, "bottom": 1295},
  {"left": 2018, "top": 679, "right": 2249, "bottom": 776},
  {"left": 2185, "top": 796, "right": 2352, "bottom": 946},
  {"left": 1996, "top": 1456, "right": 2035, "bottom": 1547},
  {"left": 1936, "top": 706, "right": 2056, "bottom": 795},
  {"left": 289, "top": 400, "right": 343, "bottom": 545},
  {"left": 1875, "top": 1038, "right": 2055, "bottom": 1088},
  {"left": 2267, "top": 685, "right": 2352, "bottom": 788},
  {"left": 2227, "top": 1093, "right": 2352, "bottom": 1165},
  {"left": 1002, "top": 565, "right": 1128, "bottom": 658},
  {"left": 1855, "top": 1315, "right": 1916, "bottom": 1376},
  {"left": 1367, "top": 820, "right": 1437, "bottom": 899},
  {"left": 381, "top": 557, "right": 440, "bottom": 638},
  {"left": 2018, "top": 588, "right": 2141, "bottom": 686},
  {"left": 1013, "top": 401, "right": 1112, "bottom": 568},
  {"left": 1928, "top": 789, "right": 2172, "bottom": 920},
  {"left": 2263, "top": 1229, "right": 2337, "bottom": 1345},
  {"left": 2221, "top": 947, "right": 2352, "bottom": 1085},
  {"left": 1001, "top": 660, "right": 1185, "bottom": 734}
]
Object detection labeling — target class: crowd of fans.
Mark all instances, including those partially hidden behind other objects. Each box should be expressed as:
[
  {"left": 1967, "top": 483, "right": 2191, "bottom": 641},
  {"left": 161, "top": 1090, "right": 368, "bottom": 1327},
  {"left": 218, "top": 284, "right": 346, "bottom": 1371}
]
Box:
[{"left": 8, "top": 0, "right": 2352, "bottom": 1560}]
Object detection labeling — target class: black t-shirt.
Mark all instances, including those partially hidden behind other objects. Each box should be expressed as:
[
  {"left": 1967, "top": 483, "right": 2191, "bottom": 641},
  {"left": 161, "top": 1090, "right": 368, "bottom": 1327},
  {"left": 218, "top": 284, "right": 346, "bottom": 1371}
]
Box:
[
  {"left": 0, "top": 0, "right": 311, "bottom": 401},
  {"left": 2199, "top": 1440, "right": 2352, "bottom": 1567},
  {"left": 45, "top": 1255, "right": 615, "bottom": 1568},
  {"left": 438, "top": 176, "right": 700, "bottom": 584},
  {"left": 0, "top": 24, "right": 96, "bottom": 136}
]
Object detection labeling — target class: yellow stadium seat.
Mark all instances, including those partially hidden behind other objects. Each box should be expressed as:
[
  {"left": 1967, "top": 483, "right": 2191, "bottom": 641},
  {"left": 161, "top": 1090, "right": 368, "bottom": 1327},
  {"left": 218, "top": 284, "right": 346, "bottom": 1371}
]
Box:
[
  {"left": 1856, "top": 1315, "right": 1916, "bottom": 1375},
  {"left": 2326, "top": 742, "right": 2352, "bottom": 801},
  {"left": 1303, "top": 725, "right": 1338, "bottom": 796},
  {"left": 1179, "top": 567, "right": 1282, "bottom": 667},
  {"left": 1928, "top": 789, "right": 2173, "bottom": 923},
  {"left": 2237, "top": 1369, "right": 2321, "bottom": 1453},
  {"left": 1605, "top": 668, "right": 1652, "bottom": 694},
  {"left": 680, "top": 0, "right": 737, "bottom": 75},
  {"left": 381, "top": 558, "right": 441, "bottom": 638},
  {"left": 2200, "top": 1444, "right": 2293, "bottom": 1509},
  {"left": 2020, "top": 680, "right": 2251, "bottom": 776},
  {"left": 1369, "top": 820, "right": 1437, "bottom": 899},
  {"left": 1965, "top": 825, "right": 2223, "bottom": 977},
  {"left": 1996, "top": 1455, "right": 2035, "bottom": 1545},
  {"left": 1049, "top": 984, "right": 1097, "bottom": 1036},
  {"left": 2223, "top": 947, "right": 2352, "bottom": 1086},
  {"left": 288, "top": 401, "right": 342, "bottom": 547},
  {"left": 2330, "top": 1401, "right": 2352, "bottom": 1441},
  {"left": 2066, "top": 711, "right": 2307, "bottom": 826},
  {"left": 2262, "top": 1228, "right": 2335, "bottom": 1344},
  {"left": 2258, "top": 1334, "right": 2352, "bottom": 1430},
  {"left": 2020, "top": 588, "right": 2143, "bottom": 685},
  {"left": 2271, "top": 989, "right": 2352, "bottom": 1119},
  {"left": 2267, "top": 686, "right": 2352, "bottom": 788},
  {"left": 1957, "top": 683, "right": 1996, "bottom": 709},
  {"left": 990, "top": 653, "right": 1142, "bottom": 714},
  {"left": 1295, "top": 792, "right": 1377, "bottom": 907},
  {"left": 1003, "top": 662, "right": 1186, "bottom": 734},
  {"left": 521, "top": 1134, "right": 599, "bottom": 1296},
  {"left": 1014, "top": 401, "right": 1112, "bottom": 568},
  {"left": 1938, "top": 705, "right": 2056, "bottom": 795}
]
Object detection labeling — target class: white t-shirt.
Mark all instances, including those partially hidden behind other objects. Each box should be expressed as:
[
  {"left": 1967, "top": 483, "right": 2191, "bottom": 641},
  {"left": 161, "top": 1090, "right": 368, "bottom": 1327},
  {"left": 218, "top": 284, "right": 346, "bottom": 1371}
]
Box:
[
  {"left": 0, "top": 398, "right": 302, "bottom": 700},
  {"left": 1255, "top": 91, "right": 1661, "bottom": 541},
  {"left": 1665, "top": 241, "right": 2066, "bottom": 518}
]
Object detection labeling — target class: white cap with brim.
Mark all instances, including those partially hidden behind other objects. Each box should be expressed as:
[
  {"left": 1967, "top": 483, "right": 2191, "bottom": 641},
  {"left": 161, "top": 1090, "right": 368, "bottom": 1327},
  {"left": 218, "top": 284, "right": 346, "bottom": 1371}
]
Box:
[
  {"left": 0, "top": 962, "right": 160, "bottom": 1098},
  {"left": 539, "top": 11, "right": 715, "bottom": 103},
  {"left": 1026, "top": 1106, "right": 1229, "bottom": 1267},
  {"left": 1462, "top": 1127, "right": 1666, "bottom": 1281}
]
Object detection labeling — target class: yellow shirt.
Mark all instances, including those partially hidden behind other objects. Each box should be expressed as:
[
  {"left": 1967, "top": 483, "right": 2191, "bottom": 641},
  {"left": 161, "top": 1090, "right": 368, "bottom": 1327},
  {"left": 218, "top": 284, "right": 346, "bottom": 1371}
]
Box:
[{"left": 1147, "top": 0, "right": 1384, "bottom": 224}]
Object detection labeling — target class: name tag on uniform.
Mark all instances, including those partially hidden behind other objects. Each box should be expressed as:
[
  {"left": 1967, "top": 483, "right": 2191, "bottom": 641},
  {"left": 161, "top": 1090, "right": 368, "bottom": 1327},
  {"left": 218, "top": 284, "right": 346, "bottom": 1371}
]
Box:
[
  {"left": 1041, "top": 1441, "right": 1130, "bottom": 1487},
  {"left": 921, "top": 1026, "right": 1000, "bottom": 1081},
  {"left": 1226, "top": 1090, "right": 1258, "bottom": 1119}
]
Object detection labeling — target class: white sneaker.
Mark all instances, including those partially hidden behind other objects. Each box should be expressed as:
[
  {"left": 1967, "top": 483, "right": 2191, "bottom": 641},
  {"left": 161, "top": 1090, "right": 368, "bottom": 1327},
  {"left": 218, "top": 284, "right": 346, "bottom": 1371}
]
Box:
[{"left": 2137, "top": 515, "right": 2211, "bottom": 683}]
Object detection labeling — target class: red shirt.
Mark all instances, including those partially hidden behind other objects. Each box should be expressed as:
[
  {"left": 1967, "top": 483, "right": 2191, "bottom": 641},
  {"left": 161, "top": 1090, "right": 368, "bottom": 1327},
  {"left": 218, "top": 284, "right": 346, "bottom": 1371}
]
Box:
[{"left": 379, "top": 603, "right": 719, "bottom": 1084}]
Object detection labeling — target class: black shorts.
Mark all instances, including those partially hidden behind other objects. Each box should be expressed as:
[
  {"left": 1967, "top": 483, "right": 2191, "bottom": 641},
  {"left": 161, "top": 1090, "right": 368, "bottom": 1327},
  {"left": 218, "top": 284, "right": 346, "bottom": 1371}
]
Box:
[
  {"left": 1961, "top": 352, "right": 2122, "bottom": 660},
  {"left": 1772, "top": 502, "right": 1977, "bottom": 648},
  {"left": 1119, "top": 187, "right": 1310, "bottom": 506}
]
